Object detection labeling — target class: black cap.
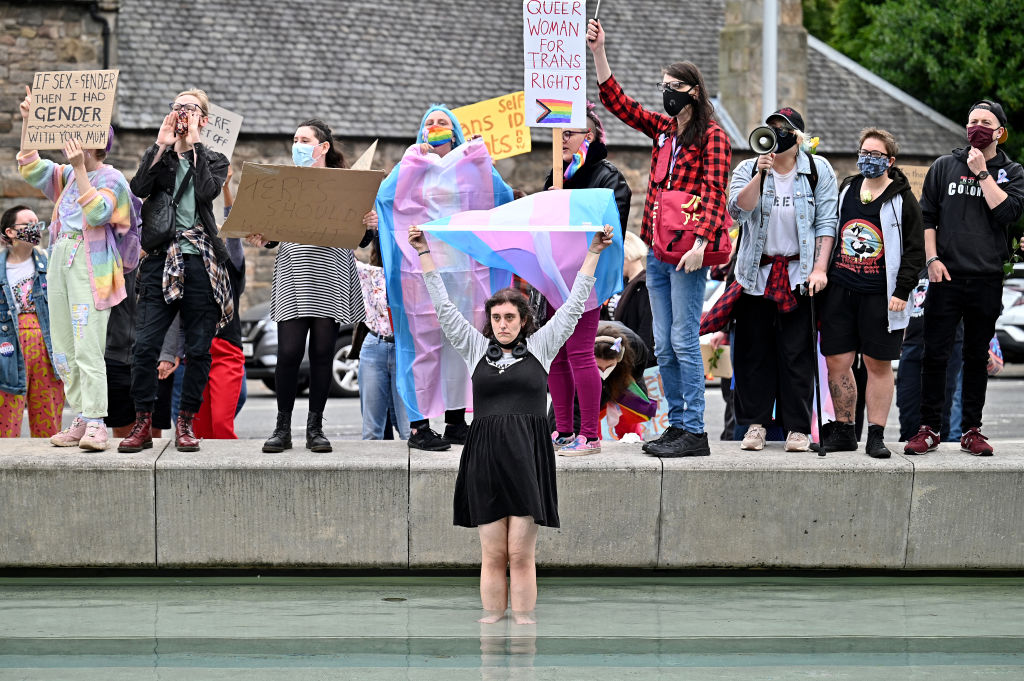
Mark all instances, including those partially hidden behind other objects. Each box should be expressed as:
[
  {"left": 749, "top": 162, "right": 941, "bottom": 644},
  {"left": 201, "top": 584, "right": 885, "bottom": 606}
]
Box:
[
  {"left": 766, "top": 107, "right": 805, "bottom": 132},
  {"left": 970, "top": 100, "right": 1007, "bottom": 127}
]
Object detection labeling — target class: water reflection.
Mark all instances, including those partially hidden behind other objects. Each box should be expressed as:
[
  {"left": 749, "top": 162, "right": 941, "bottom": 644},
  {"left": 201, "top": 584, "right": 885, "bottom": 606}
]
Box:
[{"left": 479, "top": 622, "right": 537, "bottom": 680}]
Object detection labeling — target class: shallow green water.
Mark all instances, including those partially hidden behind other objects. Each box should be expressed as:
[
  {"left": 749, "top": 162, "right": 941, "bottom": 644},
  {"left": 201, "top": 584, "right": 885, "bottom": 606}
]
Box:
[{"left": 1, "top": 576, "right": 1022, "bottom": 679}]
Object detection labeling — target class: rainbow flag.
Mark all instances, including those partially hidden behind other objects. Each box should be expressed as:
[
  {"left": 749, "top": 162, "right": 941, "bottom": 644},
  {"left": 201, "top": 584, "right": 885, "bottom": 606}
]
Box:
[
  {"left": 421, "top": 188, "right": 624, "bottom": 311},
  {"left": 536, "top": 98, "right": 573, "bottom": 125},
  {"left": 564, "top": 137, "right": 589, "bottom": 180},
  {"left": 376, "top": 139, "right": 514, "bottom": 422},
  {"left": 424, "top": 125, "right": 454, "bottom": 148}
]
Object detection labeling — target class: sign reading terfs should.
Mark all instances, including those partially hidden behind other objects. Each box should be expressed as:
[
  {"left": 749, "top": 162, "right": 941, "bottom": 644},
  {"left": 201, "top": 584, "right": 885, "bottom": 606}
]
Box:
[
  {"left": 523, "top": 0, "right": 587, "bottom": 129},
  {"left": 25, "top": 70, "right": 119, "bottom": 150},
  {"left": 452, "top": 92, "right": 532, "bottom": 161}
]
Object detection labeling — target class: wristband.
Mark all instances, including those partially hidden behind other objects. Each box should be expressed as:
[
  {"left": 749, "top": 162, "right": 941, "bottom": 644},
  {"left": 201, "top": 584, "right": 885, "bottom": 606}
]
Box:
[
  {"left": 926, "top": 256, "right": 940, "bottom": 267},
  {"left": 417, "top": 249, "right": 430, "bottom": 256}
]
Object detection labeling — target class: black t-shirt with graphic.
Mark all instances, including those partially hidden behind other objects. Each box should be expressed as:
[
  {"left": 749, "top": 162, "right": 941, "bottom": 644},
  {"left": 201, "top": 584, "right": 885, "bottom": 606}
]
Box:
[{"left": 831, "top": 175, "right": 887, "bottom": 294}]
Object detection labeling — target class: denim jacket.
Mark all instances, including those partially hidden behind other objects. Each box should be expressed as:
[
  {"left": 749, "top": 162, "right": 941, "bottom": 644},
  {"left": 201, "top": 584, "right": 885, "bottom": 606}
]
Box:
[
  {"left": 728, "top": 151, "right": 839, "bottom": 291},
  {"left": 0, "top": 248, "right": 56, "bottom": 395}
]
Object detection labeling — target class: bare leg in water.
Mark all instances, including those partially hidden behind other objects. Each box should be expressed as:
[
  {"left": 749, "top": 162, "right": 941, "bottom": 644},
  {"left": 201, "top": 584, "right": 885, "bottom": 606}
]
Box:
[{"left": 476, "top": 516, "right": 539, "bottom": 624}]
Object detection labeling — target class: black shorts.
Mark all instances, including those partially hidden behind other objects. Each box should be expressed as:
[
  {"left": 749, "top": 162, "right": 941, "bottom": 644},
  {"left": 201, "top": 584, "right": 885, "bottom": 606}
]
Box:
[
  {"left": 104, "top": 360, "right": 136, "bottom": 428},
  {"left": 819, "top": 282, "right": 904, "bottom": 361}
]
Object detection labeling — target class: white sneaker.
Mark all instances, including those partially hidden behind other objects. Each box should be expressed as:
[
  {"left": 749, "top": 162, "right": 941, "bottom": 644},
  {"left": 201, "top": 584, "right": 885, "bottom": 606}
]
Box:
[
  {"left": 785, "top": 431, "right": 811, "bottom": 452},
  {"left": 741, "top": 424, "right": 766, "bottom": 451}
]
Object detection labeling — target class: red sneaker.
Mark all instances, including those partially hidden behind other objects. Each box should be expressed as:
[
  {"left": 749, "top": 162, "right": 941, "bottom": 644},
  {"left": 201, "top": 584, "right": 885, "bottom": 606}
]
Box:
[
  {"left": 903, "top": 426, "right": 940, "bottom": 455},
  {"left": 960, "top": 428, "right": 993, "bottom": 456}
]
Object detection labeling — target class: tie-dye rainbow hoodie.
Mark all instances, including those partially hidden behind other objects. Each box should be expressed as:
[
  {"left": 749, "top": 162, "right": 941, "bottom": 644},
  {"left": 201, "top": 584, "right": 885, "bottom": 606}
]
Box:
[{"left": 18, "top": 151, "right": 138, "bottom": 310}]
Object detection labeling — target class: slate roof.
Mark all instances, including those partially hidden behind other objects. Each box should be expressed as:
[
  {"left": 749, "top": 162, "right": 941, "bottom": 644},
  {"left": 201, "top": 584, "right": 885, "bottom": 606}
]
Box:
[{"left": 115, "top": 0, "right": 962, "bottom": 156}]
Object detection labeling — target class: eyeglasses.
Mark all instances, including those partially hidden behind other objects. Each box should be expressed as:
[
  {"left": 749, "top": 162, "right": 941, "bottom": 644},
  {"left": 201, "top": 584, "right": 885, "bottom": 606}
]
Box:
[
  {"left": 170, "top": 103, "right": 205, "bottom": 114},
  {"left": 561, "top": 130, "right": 588, "bottom": 141},
  {"left": 12, "top": 221, "right": 45, "bottom": 230},
  {"left": 656, "top": 81, "right": 692, "bottom": 93},
  {"left": 857, "top": 149, "right": 889, "bottom": 159},
  {"left": 770, "top": 124, "right": 796, "bottom": 135}
]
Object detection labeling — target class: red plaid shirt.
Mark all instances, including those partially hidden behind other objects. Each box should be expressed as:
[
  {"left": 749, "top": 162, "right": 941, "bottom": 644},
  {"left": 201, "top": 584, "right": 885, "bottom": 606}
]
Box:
[{"left": 599, "top": 75, "right": 732, "bottom": 246}]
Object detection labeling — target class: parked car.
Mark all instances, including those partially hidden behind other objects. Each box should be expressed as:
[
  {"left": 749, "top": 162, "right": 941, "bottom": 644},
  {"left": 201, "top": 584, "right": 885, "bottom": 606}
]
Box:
[
  {"left": 239, "top": 302, "right": 360, "bottom": 397},
  {"left": 996, "top": 263, "right": 1024, "bottom": 363}
]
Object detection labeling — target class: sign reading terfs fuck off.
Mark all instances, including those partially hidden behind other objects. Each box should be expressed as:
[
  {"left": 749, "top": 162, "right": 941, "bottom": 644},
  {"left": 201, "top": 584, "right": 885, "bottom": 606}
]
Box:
[{"left": 523, "top": 0, "right": 587, "bottom": 129}]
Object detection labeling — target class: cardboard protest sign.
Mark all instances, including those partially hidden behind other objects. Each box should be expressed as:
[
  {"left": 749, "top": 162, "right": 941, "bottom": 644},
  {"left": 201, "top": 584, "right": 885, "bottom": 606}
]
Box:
[
  {"left": 453, "top": 92, "right": 532, "bottom": 160},
  {"left": 219, "top": 164, "right": 385, "bottom": 248},
  {"left": 523, "top": 0, "right": 587, "bottom": 128},
  {"left": 351, "top": 140, "right": 378, "bottom": 170},
  {"left": 902, "top": 164, "right": 930, "bottom": 201},
  {"left": 199, "top": 102, "right": 243, "bottom": 161},
  {"left": 24, "top": 70, "right": 118, "bottom": 150}
]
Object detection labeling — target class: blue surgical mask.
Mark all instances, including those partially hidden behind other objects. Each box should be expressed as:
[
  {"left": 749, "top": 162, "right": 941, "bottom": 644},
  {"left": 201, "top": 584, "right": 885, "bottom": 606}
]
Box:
[
  {"left": 292, "top": 143, "right": 316, "bottom": 167},
  {"left": 857, "top": 155, "right": 889, "bottom": 179}
]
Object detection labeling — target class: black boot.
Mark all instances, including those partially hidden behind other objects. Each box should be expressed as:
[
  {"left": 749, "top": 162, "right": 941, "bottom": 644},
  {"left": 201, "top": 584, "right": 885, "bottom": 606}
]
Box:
[
  {"left": 865, "top": 424, "right": 892, "bottom": 459},
  {"left": 262, "top": 411, "right": 292, "bottom": 453},
  {"left": 822, "top": 421, "right": 858, "bottom": 452},
  {"left": 306, "top": 411, "right": 332, "bottom": 452}
]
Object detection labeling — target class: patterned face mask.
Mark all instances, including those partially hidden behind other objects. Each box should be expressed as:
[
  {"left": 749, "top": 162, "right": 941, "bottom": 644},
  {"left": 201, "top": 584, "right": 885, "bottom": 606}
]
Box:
[{"left": 9, "top": 221, "right": 44, "bottom": 245}]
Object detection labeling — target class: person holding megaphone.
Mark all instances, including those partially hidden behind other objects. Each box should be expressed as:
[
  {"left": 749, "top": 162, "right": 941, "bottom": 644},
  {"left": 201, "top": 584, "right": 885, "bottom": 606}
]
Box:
[{"left": 727, "top": 108, "right": 838, "bottom": 453}]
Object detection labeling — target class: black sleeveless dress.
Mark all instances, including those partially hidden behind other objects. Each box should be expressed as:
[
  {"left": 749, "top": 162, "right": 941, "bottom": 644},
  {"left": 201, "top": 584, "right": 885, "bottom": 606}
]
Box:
[{"left": 453, "top": 351, "right": 559, "bottom": 528}]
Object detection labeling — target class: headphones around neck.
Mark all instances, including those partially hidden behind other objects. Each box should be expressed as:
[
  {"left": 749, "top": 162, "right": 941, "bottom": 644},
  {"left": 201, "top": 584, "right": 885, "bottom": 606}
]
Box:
[{"left": 486, "top": 337, "right": 528, "bottom": 361}]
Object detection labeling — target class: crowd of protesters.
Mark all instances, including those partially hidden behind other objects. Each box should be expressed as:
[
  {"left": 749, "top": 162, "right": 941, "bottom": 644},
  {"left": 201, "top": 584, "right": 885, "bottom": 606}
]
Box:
[{"left": 3, "top": 37, "right": 1023, "bottom": 460}]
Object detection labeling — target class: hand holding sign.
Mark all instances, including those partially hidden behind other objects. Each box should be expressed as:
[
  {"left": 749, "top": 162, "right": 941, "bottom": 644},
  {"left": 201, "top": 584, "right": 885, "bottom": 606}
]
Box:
[
  {"left": 586, "top": 18, "right": 604, "bottom": 50},
  {"left": 19, "top": 86, "right": 31, "bottom": 120}
]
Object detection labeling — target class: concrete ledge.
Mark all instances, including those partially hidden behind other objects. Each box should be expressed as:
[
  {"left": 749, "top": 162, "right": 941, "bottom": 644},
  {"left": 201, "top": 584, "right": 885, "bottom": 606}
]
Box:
[
  {"left": 155, "top": 441, "right": 408, "bottom": 567},
  {"left": 408, "top": 447, "right": 662, "bottom": 567},
  {"left": 2, "top": 439, "right": 1023, "bottom": 568},
  {"left": 904, "top": 444, "right": 1024, "bottom": 569},
  {"left": 659, "top": 450, "right": 913, "bottom": 568},
  {"left": 0, "top": 439, "right": 164, "bottom": 567}
]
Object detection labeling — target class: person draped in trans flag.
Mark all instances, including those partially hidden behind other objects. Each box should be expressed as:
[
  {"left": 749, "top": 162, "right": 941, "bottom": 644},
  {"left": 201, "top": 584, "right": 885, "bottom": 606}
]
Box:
[{"left": 369, "top": 104, "right": 514, "bottom": 451}]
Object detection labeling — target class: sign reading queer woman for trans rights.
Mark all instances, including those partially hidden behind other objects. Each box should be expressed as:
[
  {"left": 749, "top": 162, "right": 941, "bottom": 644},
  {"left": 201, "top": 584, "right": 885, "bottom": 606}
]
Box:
[
  {"left": 523, "top": 0, "right": 587, "bottom": 129},
  {"left": 25, "top": 70, "right": 118, "bottom": 150}
]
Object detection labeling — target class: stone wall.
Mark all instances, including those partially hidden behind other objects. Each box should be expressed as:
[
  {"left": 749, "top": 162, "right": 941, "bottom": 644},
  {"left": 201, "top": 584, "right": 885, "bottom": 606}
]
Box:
[{"left": 0, "top": 1, "right": 112, "bottom": 216}]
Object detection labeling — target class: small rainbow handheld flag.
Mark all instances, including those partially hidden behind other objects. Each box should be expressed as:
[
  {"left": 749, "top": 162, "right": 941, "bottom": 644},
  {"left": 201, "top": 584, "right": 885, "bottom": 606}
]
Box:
[
  {"left": 564, "top": 137, "right": 589, "bottom": 180},
  {"left": 536, "top": 98, "right": 573, "bottom": 125},
  {"left": 424, "top": 125, "right": 454, "bottom": 148}
]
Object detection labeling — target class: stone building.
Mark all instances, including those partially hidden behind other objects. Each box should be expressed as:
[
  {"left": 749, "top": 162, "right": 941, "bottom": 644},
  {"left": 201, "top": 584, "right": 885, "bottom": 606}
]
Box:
[{"left": 2, "top": 0, "right": 965, "bottom": 311}]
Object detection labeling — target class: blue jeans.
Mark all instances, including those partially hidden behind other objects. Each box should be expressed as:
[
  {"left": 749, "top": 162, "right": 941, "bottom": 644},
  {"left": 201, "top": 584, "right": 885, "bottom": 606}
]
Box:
[
  {"left": 358, "top": 333, "right": 409, "bottom": 440},
  {"left": 646, "top": 254, "right": 707, "bottom": 433}
]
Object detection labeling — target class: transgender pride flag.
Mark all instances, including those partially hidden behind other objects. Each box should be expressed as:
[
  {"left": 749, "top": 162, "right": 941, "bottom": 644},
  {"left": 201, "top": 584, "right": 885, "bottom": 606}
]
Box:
[
  {"left": 422, "top": 188, "right": 624, "bottom": 311},
  {"left": 377, "top": 139, "right": 514, "bottom": 422}
]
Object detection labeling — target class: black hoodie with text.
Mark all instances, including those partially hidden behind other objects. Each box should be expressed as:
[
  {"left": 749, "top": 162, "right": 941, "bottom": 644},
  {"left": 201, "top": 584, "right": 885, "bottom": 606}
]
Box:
[{"left": 919, "top": 146, "right": 1024, "bottom": 277}]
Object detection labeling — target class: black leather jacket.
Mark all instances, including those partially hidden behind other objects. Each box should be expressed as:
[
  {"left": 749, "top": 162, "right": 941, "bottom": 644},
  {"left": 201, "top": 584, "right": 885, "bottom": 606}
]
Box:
[
  {"left": 544, "top": 140, "right": 632, "bottom": 235},
  {"left": 130, "top": 142, "right": 230, "bottom": 263}
]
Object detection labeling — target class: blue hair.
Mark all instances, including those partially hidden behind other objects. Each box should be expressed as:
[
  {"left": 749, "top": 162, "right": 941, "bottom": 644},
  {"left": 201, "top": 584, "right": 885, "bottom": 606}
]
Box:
[{"left": 417, "top": 104, "right": 467, "bottom": 147}]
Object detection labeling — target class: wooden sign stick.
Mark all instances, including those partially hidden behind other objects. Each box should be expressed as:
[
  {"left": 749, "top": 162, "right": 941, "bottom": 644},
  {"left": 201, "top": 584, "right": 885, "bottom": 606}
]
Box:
[{"left": 552, "top": 128, "right": 564, "bottom": 189}]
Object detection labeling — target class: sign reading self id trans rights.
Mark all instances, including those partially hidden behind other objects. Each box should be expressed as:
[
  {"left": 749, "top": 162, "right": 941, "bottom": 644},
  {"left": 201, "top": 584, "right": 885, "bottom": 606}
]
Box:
[{"left": 523, "top": 0, "right": 587, "bottom": 129}]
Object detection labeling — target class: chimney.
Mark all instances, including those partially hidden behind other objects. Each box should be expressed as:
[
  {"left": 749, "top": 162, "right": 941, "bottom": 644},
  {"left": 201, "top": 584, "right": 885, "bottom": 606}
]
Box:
[{"left": 719, "top": 0, "right": 808, "bottom": 137}]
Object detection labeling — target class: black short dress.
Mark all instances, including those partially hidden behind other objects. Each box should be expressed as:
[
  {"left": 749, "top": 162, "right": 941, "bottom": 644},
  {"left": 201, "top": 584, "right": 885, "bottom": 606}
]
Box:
[{"left": 422, "top": 268, "right": 598, "bottom": 529}]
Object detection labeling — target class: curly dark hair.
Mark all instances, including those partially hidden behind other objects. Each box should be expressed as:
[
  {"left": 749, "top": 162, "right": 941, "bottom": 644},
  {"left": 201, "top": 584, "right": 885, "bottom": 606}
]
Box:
[
  {"left": 595, "top": 324, "right": 636, "bottom": 399},
  {"left": 664, "top": 61, "right": 715, "bottom": 149},
  {"left": 297, "top": 118, "right": 346, "bottom": 168},
  {"left": 481, "top": 287, "right": 537, "bottom": 341}
]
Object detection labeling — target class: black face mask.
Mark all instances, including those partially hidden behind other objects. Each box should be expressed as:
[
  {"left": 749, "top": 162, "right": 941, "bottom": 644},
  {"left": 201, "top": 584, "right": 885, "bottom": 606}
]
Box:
[
  {"left": 774, "top": 128, "right": 797, "bottom": 153},
  {"left": 663, "top": 89, "right": 695, "bottom": 117}
]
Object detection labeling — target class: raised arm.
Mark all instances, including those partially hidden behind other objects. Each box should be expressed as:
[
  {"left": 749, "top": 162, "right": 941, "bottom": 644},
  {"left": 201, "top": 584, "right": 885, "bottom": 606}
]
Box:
[
  {"left": 528, "top": 226, "right": 612, "bottom": 368},
  {"left": 409, "top": 226, "right": 488, "bottom": 367}
]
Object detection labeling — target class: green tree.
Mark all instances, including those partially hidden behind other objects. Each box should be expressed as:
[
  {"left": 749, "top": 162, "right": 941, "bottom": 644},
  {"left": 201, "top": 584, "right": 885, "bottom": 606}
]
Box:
[{"left": 806, "top": 0, "right": 1024, "bottom": 161}]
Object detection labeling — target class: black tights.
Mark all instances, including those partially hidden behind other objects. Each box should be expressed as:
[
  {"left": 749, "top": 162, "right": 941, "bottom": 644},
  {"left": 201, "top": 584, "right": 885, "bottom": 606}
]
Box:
[
  {"left": 411, "top": 408, "right": 466, "bottom": 432},
  {"left": 275, "top": 317, "right": 339, "bottom": 414}
]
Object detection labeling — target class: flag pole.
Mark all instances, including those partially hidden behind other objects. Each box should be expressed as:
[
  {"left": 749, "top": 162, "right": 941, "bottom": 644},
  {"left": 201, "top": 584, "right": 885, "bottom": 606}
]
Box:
[{"left": 552, "top": 128, "right": 563, "bottom": 189}]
